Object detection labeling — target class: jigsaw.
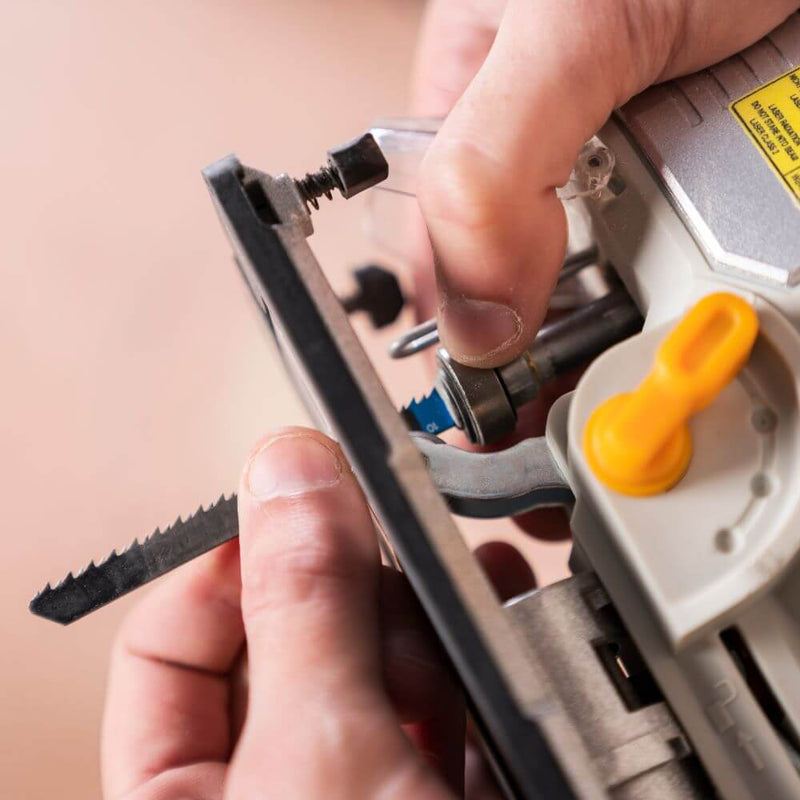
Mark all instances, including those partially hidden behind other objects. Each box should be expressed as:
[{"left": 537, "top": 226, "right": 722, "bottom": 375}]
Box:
[{"left": 30, "top": 13, "right": 800, "bottom": 800}]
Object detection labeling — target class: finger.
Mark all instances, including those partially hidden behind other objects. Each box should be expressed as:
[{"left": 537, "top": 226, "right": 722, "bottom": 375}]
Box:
[
  {"left": 465, "top": 714, "right": 505, "bottom": 800},
  {"left": 117, "top": 764, "right": 226, "bottom": 800},
  {"left": 412, "top": 0, "right": 506, "bottom": 117},
  {"left": 410, "top": 0, "right": 504, "bottom": 324},
  {"left": 474, "top": 541, "right": 537, "bottom": 601},
  {"left": 405, "top": 700, "right": 465, "bottom": 798},
  {"left": 514, "top": 507, "right": 572, "bottom": 542},
  {"left": 465, "top": 738, "right": 505, "bottom": 800},
  {"left": 227, "top": 428, "right": 447, "bottom": 800},
  {"left": 419, "top": 0, "right": 798, "bottom": 367},
  {"left": 380, "top": 567, "right": 458, "bottom": 725},
  {"left": 102, "top": 539, "right": 243, "bottom": 799},
  {"left": 380, "top": 566, "right": 465, "bottom": 794}
]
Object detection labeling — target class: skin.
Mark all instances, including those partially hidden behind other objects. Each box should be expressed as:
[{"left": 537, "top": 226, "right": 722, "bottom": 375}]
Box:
[
  {"left": 103, "top": 3, "right": 799, "bottom": 797},
  {"left": 414, "top": 0, "right": 799, "bottom": 367}
]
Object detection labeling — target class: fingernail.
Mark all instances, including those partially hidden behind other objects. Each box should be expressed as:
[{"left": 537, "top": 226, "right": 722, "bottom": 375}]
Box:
[
  {"left": 245, "top": 434, "right": 343, "bottom": 501},
  {"left": 440, "top": 296, "right": 522, "bottom": 363}
]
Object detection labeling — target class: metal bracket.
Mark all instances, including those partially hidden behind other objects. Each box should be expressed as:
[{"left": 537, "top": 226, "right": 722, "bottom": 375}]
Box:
[{"left": 413, "top": 433, "right": 573, "bottom": 518}]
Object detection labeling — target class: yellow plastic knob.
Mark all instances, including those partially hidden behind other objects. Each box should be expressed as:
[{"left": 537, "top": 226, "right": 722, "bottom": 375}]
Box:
[{"left": 583, "top": 293, "right": 759, "bottom": 496}]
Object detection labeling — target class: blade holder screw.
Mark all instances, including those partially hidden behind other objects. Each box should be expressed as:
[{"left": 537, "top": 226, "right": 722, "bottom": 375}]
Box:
[{"left": 295, "top": 133, "right": 389, "bottom": 210}]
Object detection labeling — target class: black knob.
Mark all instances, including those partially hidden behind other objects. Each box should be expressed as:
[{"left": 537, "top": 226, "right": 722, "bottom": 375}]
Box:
[
  {"left": 342, "top": 265, "right": 404, "bottom": 329},
  {"left": 326, "top": 133, "right": 389, "bottom": 199},
  {"left": 295, "top": 133, "right": 389, "bottom": 210}
]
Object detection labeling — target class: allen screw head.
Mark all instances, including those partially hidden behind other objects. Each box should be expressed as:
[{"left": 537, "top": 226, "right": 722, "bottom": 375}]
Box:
[{"left": 327, "top": 133, "right": 389, "bottom": 198}]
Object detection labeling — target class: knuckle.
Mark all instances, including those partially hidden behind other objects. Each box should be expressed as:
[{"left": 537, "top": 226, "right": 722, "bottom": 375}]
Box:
[
  {"left": 112, "top": 594, "right": 157, "bottom": 660},
  {"left": 183, "top": 564, "right": 242, "bottom": 622},
  {"left": 615, "top": 0, "right": 690, "bottom": 91},
  {"left": 111, "top": 605, "right": 139, "bottom": 659}
]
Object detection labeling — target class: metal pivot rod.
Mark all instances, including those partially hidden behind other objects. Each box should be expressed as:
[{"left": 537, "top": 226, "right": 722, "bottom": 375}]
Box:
[{"left": 435, "top": 288, "right": 643, "bottom": 446}]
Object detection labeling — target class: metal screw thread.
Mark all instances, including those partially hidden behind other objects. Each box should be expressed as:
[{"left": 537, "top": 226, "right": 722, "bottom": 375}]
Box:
[{"left": 295, "top": 166, "right": 344, "bottom": 210}]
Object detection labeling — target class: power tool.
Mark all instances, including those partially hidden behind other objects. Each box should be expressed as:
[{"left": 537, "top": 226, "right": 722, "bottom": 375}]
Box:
[{"left": 30, "top": 12, "right": 800, "bottom": 800}]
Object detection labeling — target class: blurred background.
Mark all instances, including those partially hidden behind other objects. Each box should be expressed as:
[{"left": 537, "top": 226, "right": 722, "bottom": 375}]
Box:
[{"left": 1, "top": 2, "right": 568, "bottom": 796}]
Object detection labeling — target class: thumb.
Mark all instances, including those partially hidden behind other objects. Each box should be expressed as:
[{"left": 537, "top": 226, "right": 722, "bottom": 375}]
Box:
[
  {"left": 417, "top": 0, "right": 659, "bottom": 368},
  {"left": 227, "top": 428, "right": 448, "bottom": 800},
  {"left": 417, "top": 0, "right": 795, "bottom": 368}
]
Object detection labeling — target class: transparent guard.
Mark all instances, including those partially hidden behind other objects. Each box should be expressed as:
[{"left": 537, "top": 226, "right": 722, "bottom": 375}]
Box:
[{"left": 366, "top": 118, "right": 614, "bottom": 260}]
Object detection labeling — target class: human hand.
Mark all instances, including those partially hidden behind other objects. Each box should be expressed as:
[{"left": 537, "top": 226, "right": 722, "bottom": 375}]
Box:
[
  {"left": 414, "top": 0, "right": 798, "bottom": 368},
  {"left": 101, "top": 427, "right": 520, "bottom": 799}
]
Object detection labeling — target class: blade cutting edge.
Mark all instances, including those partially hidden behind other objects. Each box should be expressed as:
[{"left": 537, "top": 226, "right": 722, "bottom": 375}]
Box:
[{"left": 30, "top": 494, "right": 240, "bottom": 625}]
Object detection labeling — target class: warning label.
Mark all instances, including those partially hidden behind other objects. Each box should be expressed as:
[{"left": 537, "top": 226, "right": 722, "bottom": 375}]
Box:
[{"left": 731, "top": 67, "right": 800, "bottom": 203}]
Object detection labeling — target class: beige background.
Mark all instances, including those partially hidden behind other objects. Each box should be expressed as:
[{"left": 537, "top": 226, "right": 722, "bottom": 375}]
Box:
[{"left": 1, "top": 2, "right": 568, "bottom": 797}]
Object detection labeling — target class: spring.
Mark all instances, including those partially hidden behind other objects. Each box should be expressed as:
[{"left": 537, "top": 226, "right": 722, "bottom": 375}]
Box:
[{"left": 295, "top": 166, "right": 343, "bottom": 210}]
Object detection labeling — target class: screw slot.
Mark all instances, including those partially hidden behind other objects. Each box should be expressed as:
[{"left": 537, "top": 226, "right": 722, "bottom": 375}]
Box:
[
  {"left": 715, "top": 528, "right": 738, "bottom": 553},
  {"left": 751, "top": 407, "right": 777, "bottom": 434}
]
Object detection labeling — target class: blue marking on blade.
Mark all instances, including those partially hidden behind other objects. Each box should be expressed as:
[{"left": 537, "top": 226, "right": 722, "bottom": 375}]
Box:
[{"left": 405, "top": 389, "right": 455, "bottom": 435}]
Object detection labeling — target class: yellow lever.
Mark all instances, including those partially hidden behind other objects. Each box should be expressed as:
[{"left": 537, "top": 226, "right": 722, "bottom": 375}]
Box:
[{"left": 583, "top": 292, "right": 759, "bottom": 496}]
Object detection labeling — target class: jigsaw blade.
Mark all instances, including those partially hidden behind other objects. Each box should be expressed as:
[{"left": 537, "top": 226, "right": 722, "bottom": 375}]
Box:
[
  {"left": 30, "top": 494, "right": 240, "bottom": 625},
  {"left": 400, "top": 388, "right": 455, "bottom": 436}
]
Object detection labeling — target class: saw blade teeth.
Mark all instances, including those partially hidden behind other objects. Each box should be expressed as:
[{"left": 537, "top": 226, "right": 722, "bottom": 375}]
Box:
[
  {"left": 56, "top": 572, "right": 74, "bottom": 590},
  {"left": 400, "top": 388, "right": 455, "bottom": 436},
  {"left": 32, "top": 543, "right": 117, "bottom": 608},
  {"left": 30, "top": 492, "right": 240, "bottom": 624}
]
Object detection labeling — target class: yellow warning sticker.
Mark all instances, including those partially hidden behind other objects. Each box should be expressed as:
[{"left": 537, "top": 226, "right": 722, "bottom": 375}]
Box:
[{"left": 730, "top": 67, "right": 800, "bottom": 203}]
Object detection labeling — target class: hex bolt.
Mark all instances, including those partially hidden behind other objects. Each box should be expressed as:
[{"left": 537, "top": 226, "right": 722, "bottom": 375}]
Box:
[
  {"left": 295, "top": 133, "right": 389, "bottom": 210},
  {"left": 435, "top": 288, "right": 643, "bottom": 446},
  {"left": 341, "top": 264, "right": 404, "bottom": 329}
]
